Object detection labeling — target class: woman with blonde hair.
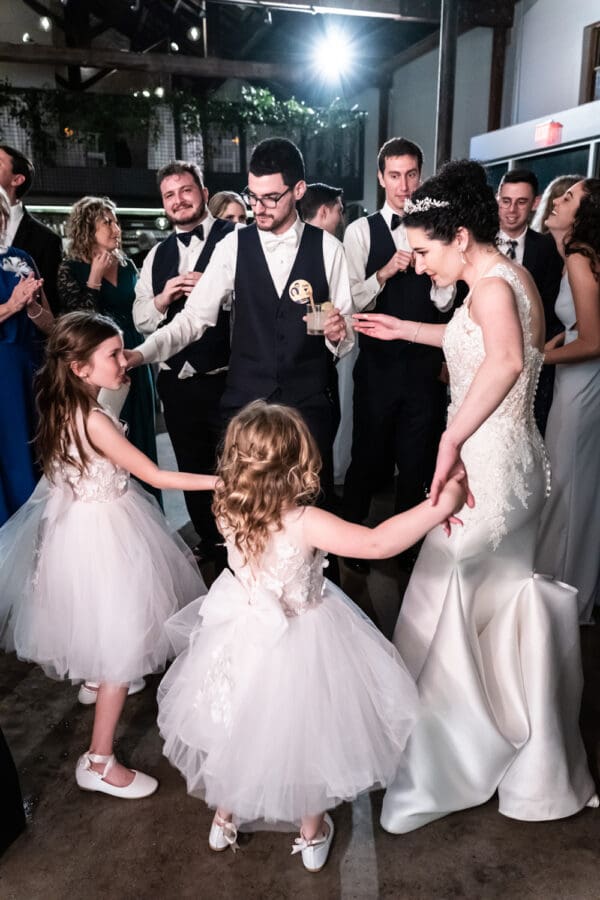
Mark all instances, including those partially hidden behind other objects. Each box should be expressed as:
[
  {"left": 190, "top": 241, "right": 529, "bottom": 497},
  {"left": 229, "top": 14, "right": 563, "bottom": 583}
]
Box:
[
  {"left": 57, "top": 196, "right": 158, "bottom": 484},
  {"left": 207, "top": 190, "right": 247, "bottom": 224}
]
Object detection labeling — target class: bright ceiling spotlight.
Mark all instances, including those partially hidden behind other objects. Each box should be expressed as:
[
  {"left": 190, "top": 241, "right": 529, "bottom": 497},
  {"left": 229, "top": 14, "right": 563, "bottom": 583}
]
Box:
[
  {"left": 39, "top": 16, "right": 51, "bottom": 32},
  {"left": 169, "top": 41, "right": 179, "bottom": 52},
  {"left": 154, "top": 86, "right": 165, "bottom": 98},
  {"left": 142, "top": 89, "right": 151, "bottom": 97},
  {"left": 263, "top": 8, "right": 272, "bottom": 25},
  {"left": 312, "top": 30, "right": 354, "bottom": 80},
  {"left": 22, "top": 32, "right": 33, "bottom": 43},
  {"left": 187, "top": 26, "right": 201, "bottom": 41}
]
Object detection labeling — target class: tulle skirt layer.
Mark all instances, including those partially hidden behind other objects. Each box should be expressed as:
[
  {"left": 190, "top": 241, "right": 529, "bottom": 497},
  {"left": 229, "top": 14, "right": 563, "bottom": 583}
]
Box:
[
  {"left": 157, "top": 570, "right": 419, "bottom": 827},
  {"left": 0, "top": 478, "right": 205, "bottom": 683}
]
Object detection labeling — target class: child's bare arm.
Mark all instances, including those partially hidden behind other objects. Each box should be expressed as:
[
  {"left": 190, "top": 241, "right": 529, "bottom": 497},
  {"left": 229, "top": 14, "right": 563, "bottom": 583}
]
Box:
[
  {"left": 87, "top": 410, "right": 217, "bottom": 491},
  {"left": 303, "top": 478, "right": 466, "bottom": 559}
]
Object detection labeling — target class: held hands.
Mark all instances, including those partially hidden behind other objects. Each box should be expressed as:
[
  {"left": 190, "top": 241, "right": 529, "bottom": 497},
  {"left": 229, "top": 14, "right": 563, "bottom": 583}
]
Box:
[
  {"left": 124, "top": 349, "right": 144, "bottom": 370},
  {"left": 352, "top": 313, "right": 408, "bottom": 341},
  {"left": 429, "top": 433, "right": 475, "bottom": 510},
  {"left": 377, "top": 249, "right": 413, "bottom": 285},
  {"left": 322, "top": 307, "right": 347, "bottom": 345},
  {"left": 436, "top": 474, "right": 469, "bottom": 538},
  {"left": 9, "top": 273, "right": 44, "bottom": 313}
]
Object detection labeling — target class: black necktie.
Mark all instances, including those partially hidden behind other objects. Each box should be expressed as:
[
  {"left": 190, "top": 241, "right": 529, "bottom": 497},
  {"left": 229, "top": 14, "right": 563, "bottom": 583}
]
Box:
[
  {"left": 390, "top": 214, "right": 402, "bottom": 231},
  {"left": 177, "top": 225, "right": 204, "bottom": 247},
  {"left": 505, "top": 239, "right": 517, "bottom": 260}
]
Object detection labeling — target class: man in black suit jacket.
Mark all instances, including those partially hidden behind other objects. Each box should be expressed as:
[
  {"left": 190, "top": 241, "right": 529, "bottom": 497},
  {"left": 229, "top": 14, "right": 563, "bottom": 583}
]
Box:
[
  {"left": 0, "top": 145, "right": 62, "bottom": 315},
  {"left": 497, "top": 168, "right": 563, "bottom": 434}
]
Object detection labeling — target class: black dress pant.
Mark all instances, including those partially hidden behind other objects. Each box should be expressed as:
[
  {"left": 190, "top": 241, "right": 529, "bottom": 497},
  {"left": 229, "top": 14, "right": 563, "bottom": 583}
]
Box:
[
  {"left": 157, "top": 369, "right": 227, "bottom": 546},
  {"left": 343, "top": 355, "right": 446, "bottom": 524}
]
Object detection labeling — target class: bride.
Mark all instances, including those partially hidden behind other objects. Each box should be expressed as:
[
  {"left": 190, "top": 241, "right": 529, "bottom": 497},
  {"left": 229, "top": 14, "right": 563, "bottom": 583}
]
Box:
[{"left": 353, "top": 160, "right": 596, "bottom": 833}]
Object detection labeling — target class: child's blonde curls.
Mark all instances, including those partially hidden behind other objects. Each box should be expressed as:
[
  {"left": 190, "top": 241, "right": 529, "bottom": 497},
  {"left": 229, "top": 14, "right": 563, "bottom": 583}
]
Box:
[{"left": 213, "top": 401, "right": 321, "bottom": 564}]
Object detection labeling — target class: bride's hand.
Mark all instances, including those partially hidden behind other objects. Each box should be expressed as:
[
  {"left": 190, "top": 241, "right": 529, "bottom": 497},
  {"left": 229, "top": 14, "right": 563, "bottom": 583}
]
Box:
[
  {"left": 352, "top": 313, "right": 408, "bottom": 341},
  {"left": 544, "top": 332, "right": 565, "bottom": 352},
  {"left": 429, "top": 438, "right": 475, "bottom": 510}
]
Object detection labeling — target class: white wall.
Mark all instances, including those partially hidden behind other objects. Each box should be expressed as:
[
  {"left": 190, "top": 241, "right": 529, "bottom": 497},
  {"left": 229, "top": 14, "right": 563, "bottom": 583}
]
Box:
[
  {"left": 504, "top": 0, "right": 599, "bottom": 124},
  {"left": 388, "top": 28, "right": 493, "bottom": 177}
]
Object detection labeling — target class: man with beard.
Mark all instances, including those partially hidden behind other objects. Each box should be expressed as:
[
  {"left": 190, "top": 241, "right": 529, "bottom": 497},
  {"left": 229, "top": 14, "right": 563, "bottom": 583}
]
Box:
[
  {"left": 128, "top": 139, "right": 352, "bottom": 576},
  {"left": 133, "top": 161, "right": 234, "bottom": 563}
]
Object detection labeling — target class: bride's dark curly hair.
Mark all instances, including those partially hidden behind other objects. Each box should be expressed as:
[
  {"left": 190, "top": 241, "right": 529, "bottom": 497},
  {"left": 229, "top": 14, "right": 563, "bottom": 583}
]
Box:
[
  {"left": 565, "top": 178, "right": 600, "bottom": 280},
  {"left": 213, "top": 400, "right": 321, "bottom": 564},
  {"left": 403, "top": 159, "right": 499, "bottom": 244}
]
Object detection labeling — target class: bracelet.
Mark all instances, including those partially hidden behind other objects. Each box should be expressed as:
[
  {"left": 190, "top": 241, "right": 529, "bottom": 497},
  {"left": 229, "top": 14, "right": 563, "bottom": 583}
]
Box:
[
  {"left": 86, "top": 281, "right": 102, "bottom": 289},
  {"left": 28, "top": 304, "right": 44, "bottom": 319},
  {"left": 411, "top": 322, "right": 423, "bottom": 343}
]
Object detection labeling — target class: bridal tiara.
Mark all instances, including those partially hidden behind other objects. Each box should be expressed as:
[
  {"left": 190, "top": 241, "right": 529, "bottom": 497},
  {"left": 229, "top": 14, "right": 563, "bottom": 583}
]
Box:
[{"left": 404, "top": 197, "right": 451, "bottom": 214}]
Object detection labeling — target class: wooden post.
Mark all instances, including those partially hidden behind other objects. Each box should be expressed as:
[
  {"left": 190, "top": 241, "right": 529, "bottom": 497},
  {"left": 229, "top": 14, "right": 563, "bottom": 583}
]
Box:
[
  {"left": 488, "top": 26, "right": 507, "bottom": 132},
  {"left": 434, "top": 0, "right": 459, "bottom": 172}
]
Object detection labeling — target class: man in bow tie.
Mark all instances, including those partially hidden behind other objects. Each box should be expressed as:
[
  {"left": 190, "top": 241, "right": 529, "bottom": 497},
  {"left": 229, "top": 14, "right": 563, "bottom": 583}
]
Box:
[
  {"left": 496, "top": 168, "right": 563, "bottom": 434},
  {"left": 342, "top": 137, "right": 453, "bottom": 575},
  {"left": 133, "top": 161, "right": 236, "bottom": 564},
  {"left": 129, "top": 140, "right": 353, "bottom": 572}
]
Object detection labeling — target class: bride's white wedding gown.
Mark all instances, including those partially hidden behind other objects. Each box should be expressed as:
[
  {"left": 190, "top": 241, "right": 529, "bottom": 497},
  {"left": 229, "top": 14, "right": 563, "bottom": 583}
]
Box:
[{"left": 381, "top": 263, "right": 596, "bottom": 834}]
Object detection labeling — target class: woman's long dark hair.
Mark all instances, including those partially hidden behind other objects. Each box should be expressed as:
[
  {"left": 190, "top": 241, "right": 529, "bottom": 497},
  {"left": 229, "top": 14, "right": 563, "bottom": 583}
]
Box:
[
  {"left": 565, "top": 178, "right": 600, "bottom": 280},
  {"left": 35, "top": 311, "right": 121, "bottom": 479}
]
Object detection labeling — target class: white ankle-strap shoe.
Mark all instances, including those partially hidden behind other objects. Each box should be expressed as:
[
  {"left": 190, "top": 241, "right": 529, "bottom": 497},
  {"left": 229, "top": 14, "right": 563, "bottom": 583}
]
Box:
[
  {"left": 77, "top": 679, "right": 146, "bottom": 705},
  {"left": 209, "top": 815, "right": 239, "bottom": 853},
  {"left": 75, "top": 752, "right": 158, "bottom": 799},
  {"left": 291, "top": 813, "right": 334, "bottom": 872}
]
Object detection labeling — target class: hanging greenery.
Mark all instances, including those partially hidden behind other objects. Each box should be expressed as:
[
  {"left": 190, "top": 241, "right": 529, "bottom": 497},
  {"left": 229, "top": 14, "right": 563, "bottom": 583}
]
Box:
[{"left": 0, "top": 81, "right": 365, "bottom": 162}]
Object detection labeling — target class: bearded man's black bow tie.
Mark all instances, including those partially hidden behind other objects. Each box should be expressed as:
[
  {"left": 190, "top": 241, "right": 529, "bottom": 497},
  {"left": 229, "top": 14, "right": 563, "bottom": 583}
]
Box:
[{"left": 177, "top": 225, "right": 204, "bottom": 246}]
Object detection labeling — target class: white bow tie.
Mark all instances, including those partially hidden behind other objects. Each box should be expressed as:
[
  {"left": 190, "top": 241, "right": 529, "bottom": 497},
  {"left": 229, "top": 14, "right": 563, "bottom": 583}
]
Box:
[{"left": 262, "top": 232, "right": 298, "bottom": 253}]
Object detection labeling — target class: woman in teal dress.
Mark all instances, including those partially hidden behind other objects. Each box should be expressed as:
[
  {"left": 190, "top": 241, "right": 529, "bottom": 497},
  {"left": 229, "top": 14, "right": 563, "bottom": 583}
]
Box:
[
  {"left": 0, "top": 187, "right": 54, "bottom": 525},
  {"left": 58, "top": 197, "right": 159, "bottom": 498}
]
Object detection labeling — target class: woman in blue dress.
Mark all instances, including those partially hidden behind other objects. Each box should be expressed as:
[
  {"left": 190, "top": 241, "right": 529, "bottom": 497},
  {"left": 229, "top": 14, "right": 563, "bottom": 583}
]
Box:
[
  {"left": 57, "top": 197, "right": 159, "bottom": 497},
  {"left": 0, "top": 187, "right": 54, "bottom": 525}
]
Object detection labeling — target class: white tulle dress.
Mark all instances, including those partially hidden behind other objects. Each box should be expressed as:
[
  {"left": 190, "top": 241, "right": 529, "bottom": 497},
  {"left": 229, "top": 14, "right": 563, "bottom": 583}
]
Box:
[
  {"left": 381, "top": 263, "right": 597, "bottom": 834},
  {"left": 157, "top": 507, "right": 419, "bottom": 828},
  {"left": 0, "top": 407, "right": 205, "bottom": 684}
]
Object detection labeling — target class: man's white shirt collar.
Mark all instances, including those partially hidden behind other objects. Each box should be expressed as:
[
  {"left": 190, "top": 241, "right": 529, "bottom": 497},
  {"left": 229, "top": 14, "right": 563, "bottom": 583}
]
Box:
[{"left": 6, "top": 201, "right": 24, "bottom": 247}]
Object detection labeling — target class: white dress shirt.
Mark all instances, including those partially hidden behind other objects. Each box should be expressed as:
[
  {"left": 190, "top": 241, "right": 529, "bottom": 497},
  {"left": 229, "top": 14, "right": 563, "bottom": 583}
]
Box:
[
  {"left": 497, "top": 228, "right": 526, "bottom": 265},
  {"left": 343, "top": 202, "right": 454, "bottom": 312},
  {"left": 133, "top": 210, "right": 222, "bottom": 336},
  {"left": 135, "top": 215, "right": 354, "bottom": 365},
  {"left": 6, "top": 201, "right": 24, "bottom": 248}
]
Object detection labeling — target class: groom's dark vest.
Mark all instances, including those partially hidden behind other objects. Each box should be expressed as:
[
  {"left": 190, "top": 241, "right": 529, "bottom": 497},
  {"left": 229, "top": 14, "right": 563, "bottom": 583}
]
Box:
[
  {"left": 224, "top": 223, "right": 330, "bottom": 408},
  {"left": 360, "top": 212, "right": 443, "bottom": 377},
  {"left": 151, "top": 219, "right": 234, "bottom": 376}
]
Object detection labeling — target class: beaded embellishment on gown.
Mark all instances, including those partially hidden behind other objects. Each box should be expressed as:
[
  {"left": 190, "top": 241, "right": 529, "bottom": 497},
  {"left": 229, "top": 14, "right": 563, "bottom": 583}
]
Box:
[{"left": 380, "top": 263, "right": 596, "bottom": 833}]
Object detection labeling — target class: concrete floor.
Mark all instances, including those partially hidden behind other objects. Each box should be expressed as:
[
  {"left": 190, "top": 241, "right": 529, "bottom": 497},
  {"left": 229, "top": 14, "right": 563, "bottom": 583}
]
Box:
[{"left": 1, "top": 438, "right": 599, "bottom": 899}]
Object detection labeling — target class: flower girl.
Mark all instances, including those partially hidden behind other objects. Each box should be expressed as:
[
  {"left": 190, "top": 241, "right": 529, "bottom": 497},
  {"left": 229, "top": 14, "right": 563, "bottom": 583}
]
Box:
[
  {"left": 158, "top": 400, "right": 466, "bottom": 870},
  {"left": 0, "top": 312, "right": 215, "bottom": 799}
]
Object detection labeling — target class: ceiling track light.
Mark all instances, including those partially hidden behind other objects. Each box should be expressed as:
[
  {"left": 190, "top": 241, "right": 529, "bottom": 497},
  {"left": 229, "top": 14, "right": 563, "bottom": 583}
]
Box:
[{"left": 263, "top": 7, "right": 272, "bottom": 24}]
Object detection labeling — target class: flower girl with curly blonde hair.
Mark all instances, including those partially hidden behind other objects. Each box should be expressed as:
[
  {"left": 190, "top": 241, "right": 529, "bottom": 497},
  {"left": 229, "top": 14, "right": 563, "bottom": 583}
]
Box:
[{"left": 158, "top": 399, "right": 466, "bottom": 872}]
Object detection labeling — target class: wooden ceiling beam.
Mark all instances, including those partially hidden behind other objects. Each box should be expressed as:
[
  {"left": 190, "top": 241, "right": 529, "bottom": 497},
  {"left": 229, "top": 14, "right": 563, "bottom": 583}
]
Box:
[{"left": 0, "top": 41, "right": 302, "bottom": 82}]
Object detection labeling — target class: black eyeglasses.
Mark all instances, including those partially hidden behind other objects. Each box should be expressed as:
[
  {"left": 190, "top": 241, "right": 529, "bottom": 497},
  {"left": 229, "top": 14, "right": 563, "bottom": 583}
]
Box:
[{"left": 242, "top": 186, "right": 291, "bottom": 209}]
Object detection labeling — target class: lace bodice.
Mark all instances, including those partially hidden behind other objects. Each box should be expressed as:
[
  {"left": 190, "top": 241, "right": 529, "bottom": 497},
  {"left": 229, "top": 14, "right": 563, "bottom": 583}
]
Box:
[
  {"left": 56, "top": 408, "right": 129, "bottom": 502},
  {"left": 224, "top": 509, "right": 328, "bottom": 617},
  {"left": 443, "top": 263, "right": 548, "bottom": 547}
]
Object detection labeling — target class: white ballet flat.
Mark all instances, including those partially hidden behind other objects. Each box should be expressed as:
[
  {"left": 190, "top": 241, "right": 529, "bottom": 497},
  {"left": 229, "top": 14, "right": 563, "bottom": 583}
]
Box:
[
  {"left": 209, "top": 814, "right": 239, "bottom": 853},
  {"left": 291, "top": 813, "right": 334, "bottom": 872},
  {"left": 77, "top": 679, "right": 146, "bottom": 706},
  {"left": 75, "top": 752, "right": 158, "bottom": 799}
]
